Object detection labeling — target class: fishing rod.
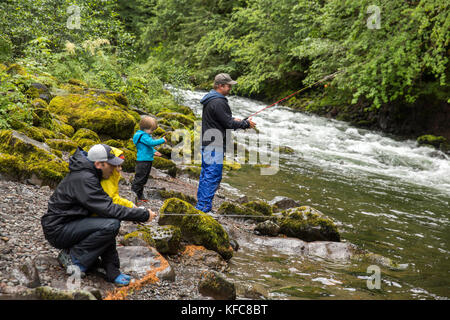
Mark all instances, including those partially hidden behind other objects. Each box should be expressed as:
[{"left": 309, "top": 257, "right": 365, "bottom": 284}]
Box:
[{"left": 243, "top": 71, "right": 341, "bottom": 121}]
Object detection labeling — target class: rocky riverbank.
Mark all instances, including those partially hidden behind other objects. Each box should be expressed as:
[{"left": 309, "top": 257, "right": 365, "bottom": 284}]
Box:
[{"left": 0, "top": 167, "right": 232, "bottom": 300}]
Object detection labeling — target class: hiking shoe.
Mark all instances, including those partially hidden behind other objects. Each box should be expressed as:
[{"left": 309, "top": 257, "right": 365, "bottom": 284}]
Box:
[{"left": 114, "top": 273, "right": 131, "bottom": 287}]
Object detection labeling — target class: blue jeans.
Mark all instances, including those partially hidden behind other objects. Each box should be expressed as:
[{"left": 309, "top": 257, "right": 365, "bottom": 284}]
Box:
[{"left": 195, "top": 146, "right": 224, "bottom": 213}]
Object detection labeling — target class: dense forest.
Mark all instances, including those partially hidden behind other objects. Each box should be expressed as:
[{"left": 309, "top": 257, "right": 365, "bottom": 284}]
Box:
[{"left": 0, "top": 0, "right": 449, "bottom": 138}]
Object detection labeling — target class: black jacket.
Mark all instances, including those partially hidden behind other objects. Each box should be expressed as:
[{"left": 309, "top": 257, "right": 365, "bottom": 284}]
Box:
[
  {"left": 200, "top": 90, "right": 250, "bottom": 151},
  {"left": 41, "top": 148, "right": 149, "bottom": 239}
]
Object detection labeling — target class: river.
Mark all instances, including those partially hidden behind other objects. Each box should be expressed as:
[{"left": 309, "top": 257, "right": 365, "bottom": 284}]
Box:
[{"left": 172, "top": 87, "right": 449, "bottom": 300}]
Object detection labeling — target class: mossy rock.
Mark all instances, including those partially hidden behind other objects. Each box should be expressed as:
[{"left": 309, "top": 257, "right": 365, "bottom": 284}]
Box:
[
  {"left": 217, "top": 201, "right": 267, "bottom": 222},
  {"left": 123, "top": 230, "right": 156, "bottom": 247},
  {"left": 0, "top": 153, "right": 25, "bottom": 180},
  {"left": 156, "top": 112, "right": 195, "bottom": 129},
  {"left": 48, "top": 93, "right": 137, "bottom": 139},
  {"left": 417, "top": 135, "right": 447, "bottom": 148},
  {"left": 76, "top": 138, "right": 98, "bottom": 150},
  {"left": 152, "top": 127, "right": 166, "bottom": 137},
  {"left": 152, "top": 156, "right": 177, "bottom": 177},
  {"left": 103, "top": 139, "right": 124, "bottom": 148},
  {"left": 156, "top": 145, "right": 173, "bottom": 159},
  {"left": 223, "top": 160, "right": 242, "bottom": 171},
  {"left": 5, "top": 63, "right": 27, "bottom": 76},
  {"left": 52, "top": 119, "right": 75, "bottom": 138},
  {"left": 26, "top": 83, "right": 52, "bottom": 102},
  {"left": 0, "top": 130, "right": 68, "bottom": 187},
  {"left": 158, "top": 189, "right": 197, "bottom": 206},
  {"left": 18, "top": 126, "right": 58, "bottom": 143},
  {"left": 131, "top": 224, "right": 182, "bottom": 255},
  {"left": 159, "top": 198, "right": 233, "bottom": 260},
  {"left": 242, "top": 200, "right": 273, "bottom": 216},
  {"left": 45, "top": 139, "right": 78, "bottom": 153},
  {"left": 27, "top": 286, "right": 96, "bottom": 300},
  {"left": 179, "top": 165, "right": 202, "bottom": 179},
  {"left": 274, "top": 146, "right": 295, "bottom": 154},
  {"left": 72, "top": 128, "right": 100, "bottom": 144},
  {"left": 119, "top": 148, "right": 136, "bottom": 173},
  {"left": 68, "top": 78, "right": 88, "bottom": 88},
  {"left": 277, "top": 206, "right": 340, "bottom": 242},
  {"left": 31, "top": 106, "right": 53, "bottom": 130}
]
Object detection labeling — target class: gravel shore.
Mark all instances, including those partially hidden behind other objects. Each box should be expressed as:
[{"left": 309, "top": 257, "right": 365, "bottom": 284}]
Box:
[{"left": 0, "top": 168, "right": 239, "bottom": 300}]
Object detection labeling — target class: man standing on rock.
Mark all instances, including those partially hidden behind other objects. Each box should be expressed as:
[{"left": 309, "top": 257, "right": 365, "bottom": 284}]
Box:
[
  {"left": 195, "top": 73, "right": 256, "bottom": 214},
  {"left": 41, "top": 144, "right": 156, "bottom": 286}
]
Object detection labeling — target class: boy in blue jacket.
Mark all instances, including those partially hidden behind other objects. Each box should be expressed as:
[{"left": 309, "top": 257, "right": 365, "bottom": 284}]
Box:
[{"left": 131, "top": 116, "right": 166, "bottom": 202}]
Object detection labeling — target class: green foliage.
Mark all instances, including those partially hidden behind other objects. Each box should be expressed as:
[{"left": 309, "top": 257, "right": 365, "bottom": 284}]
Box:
[{"left": 140, "top": 0, "right": 448, "bottom": 108}]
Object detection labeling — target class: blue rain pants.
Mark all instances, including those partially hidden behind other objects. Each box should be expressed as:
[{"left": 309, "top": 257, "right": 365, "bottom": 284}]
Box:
[{"left": 195, "top": 146, "right": 224, "bottom": 213}]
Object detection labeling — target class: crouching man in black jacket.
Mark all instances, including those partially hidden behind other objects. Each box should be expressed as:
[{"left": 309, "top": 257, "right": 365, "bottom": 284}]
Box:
[{"left": 41, "top": 144, "right": 156, "bottom": 286}]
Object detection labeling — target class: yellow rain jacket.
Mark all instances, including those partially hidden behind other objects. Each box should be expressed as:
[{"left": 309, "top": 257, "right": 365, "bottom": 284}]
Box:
[{"left": 100, "top": 147, "right": 134, "bottom": 208}]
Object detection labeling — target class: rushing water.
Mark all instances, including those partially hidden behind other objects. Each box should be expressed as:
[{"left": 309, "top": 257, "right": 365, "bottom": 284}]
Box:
[{"left": 172, "top": 87, "right": 450, "bottom": 300}]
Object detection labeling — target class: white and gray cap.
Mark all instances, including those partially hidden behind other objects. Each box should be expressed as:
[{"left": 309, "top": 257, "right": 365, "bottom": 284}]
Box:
[
  {"left": 214, "top": 73, "right": 237, "bottom": 85},
  {"left": 87, "top": 144, "right": 124, "bottom": 166}
]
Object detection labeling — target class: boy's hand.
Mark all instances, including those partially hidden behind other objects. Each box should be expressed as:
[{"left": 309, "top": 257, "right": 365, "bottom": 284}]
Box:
[{"left": 154, "top": 151, "right": 162, "bottom": 157}]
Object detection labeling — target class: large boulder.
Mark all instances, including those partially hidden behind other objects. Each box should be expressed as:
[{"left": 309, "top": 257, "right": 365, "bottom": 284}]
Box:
[
  {"left": 116, "top": 246, "right": 175, "bottom": 281},
  {"left": 0, "top": 130, "right": 68, "bottom": 187},
  {"left": 122, "top": 224, "right": 182, "bottom": 255},
  {"left": 242, "top": 200, "right": 273, "bottom": 216},
  {"left": 217, "top": 201, "right": 267, "bottom": 222},
  {"left": 198, "top": 271, "right": 236, "bottom": 300},
  {"left": 158, "top": 198, "right": 233, "bottom": 260},
  {"left": 277, "top": 206, "right": 340, "bottom": 242},
  {"left": 158, "top": 189, "right": 197, "bottom": 206},
  {"left": 48, "top": 92, "right": 138, "bottom": 139},
  {"left": 269, "top": 196, "right": 301, "bottom": 212}
]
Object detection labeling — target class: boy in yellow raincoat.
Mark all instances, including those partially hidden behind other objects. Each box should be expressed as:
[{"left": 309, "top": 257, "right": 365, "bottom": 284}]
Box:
[{"left": 100, "top": 146, "right": 135, "bottom": 208}]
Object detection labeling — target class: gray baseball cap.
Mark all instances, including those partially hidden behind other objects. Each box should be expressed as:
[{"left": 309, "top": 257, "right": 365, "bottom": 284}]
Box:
[
  {"left": 87, "top": 144, "right": 124, "bottom": 166},
  {"left": 214, "top": 73, "right": 237, "bottom": 85}
]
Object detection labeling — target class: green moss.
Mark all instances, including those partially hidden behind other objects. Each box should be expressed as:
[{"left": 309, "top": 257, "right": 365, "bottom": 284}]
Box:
[
  {"left": 18, "top": 126, "right": 57, "bottom": 142},
  {"left": 159, "top": 198, "right": 233, "bottom": 260},
  {"left": 156, "top": 145, "right": 172, "bottom": 159},
  {"left": 72, "top": 128, "right": 100, "bottom": 143},
  {"left": 152, "top": 156, "right": 177, "bottom": 177},
  {"left": 0, "top": 153, "right": 25, "bottom": 179},
  {"left": 153, "top": 127, "right": 166, "bottom": 137},
  {"left": 103, "top": 139, "right": 124, "bottom": 148},
  {"left": 48, "top": 94, "right": 137, "bottom": 139},
  {"left": 243, "top": 200, "right": 273, "bottom": 216},
  {"left": 223, "top": 160, "right": 242, "bottom": 171},
  {"left": 52, "top": 119, "right": 75, "bottom": 138},
  {"left": 156, "top": 112, "right": 195, "bottom": 129},
  {"left": 274, "top": 146, "right": 295, "bottom": 154},
  {"left": 135, "top": 224, "right": 182, "bottom": 255},
  {"left": 123, "top": 230, "right": 156, "bottom": 247},
  {"left": 76, "top": 138, "right": 98, "bottom": 150},
  {"left": 417, "top": 135, "right": 447, "bottom": 148},
  {"left": 68, "top": 78, "right": 88, "bottom": 87},
  {"left": 159, "top": 189, "right": 197, "bottom": 206},
  {"left": 217, "top": 201, "right": 267, "bottom": 222},
  {"left": 5, "top": 63, "right": 27, "bottom": 76},
  {"left": 119, "top": 148, "right": 136, "bottom": 173},
  {"left": 278, "top": 206, "right": 340, "bottom": 242},
  {"left": 45, "top": 139, "right": 78, "bottom": 152},
  {"left": 0, "top": 130, "right": 69, "bottom": 187},
  {"left": 179, "top": 165, "right": 202, "bottom": 179}
]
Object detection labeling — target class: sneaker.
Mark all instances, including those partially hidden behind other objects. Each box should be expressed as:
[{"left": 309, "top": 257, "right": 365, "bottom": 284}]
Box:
[{"left": 114, "top": 273, "right": 131, "bottom": 287}]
